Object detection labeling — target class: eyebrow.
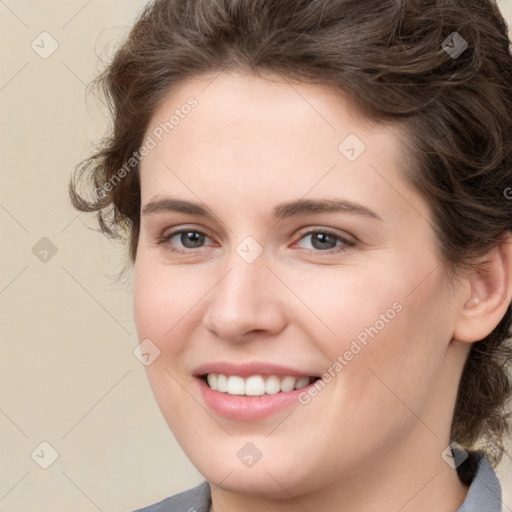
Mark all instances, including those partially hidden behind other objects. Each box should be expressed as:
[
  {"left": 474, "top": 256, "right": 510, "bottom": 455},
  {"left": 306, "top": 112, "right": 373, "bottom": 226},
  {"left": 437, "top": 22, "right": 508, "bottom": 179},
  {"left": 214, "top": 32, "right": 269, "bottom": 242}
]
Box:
[{"left": 141, "top": 197, "right": 382, "bottom": 222}]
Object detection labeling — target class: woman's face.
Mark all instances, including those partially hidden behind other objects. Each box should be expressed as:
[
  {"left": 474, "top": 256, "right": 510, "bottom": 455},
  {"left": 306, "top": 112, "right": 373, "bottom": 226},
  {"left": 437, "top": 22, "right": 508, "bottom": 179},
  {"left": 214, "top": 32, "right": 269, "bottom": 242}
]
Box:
[{"left": 133, "top": 71, "right": 467, "bottom": 498}]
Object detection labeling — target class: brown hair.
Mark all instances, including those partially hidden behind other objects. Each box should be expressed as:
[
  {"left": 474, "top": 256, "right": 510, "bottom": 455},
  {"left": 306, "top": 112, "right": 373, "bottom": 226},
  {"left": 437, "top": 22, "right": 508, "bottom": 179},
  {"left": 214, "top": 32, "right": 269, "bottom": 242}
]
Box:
[{"left": 70, "top": 0, "right": 512, "bottom": 464}]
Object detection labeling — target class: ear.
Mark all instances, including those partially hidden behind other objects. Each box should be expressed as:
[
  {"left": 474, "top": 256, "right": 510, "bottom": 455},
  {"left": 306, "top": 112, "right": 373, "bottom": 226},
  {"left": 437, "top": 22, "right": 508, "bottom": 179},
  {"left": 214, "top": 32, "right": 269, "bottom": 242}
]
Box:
[{"left": 453, "top": 231, "right": 512, "bottom": 343}]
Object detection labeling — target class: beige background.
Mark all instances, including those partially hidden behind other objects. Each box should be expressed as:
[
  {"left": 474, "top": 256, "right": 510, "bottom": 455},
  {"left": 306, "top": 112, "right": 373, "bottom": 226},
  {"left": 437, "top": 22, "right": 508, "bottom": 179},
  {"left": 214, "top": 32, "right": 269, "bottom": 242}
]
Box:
[{"left": 1, "top": 1, "right": 511, "bottom": 511}]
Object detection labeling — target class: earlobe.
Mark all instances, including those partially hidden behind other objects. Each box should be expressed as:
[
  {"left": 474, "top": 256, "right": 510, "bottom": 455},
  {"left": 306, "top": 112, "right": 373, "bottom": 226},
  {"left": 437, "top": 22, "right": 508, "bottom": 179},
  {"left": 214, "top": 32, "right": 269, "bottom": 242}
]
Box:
[{"left": 453, "top": 232, "right": 512, "bottom": 343}]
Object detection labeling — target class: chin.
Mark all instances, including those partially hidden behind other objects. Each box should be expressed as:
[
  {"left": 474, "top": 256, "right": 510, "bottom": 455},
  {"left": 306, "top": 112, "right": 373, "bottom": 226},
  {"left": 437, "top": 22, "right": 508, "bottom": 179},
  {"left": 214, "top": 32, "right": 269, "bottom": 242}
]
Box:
[
  {"left": 185, "top": 441, "right": 317, "bottom": 499},
  {"left": 204, "top": 465, "right": 308, "bottom": 499}
]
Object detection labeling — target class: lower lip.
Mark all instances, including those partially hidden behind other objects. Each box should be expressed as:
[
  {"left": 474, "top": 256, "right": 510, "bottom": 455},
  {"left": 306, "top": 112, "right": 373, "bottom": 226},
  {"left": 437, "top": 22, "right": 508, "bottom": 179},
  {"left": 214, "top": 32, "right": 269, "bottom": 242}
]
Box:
[{"left": 196, "top": 377, "right": 316, "bottom": 421}]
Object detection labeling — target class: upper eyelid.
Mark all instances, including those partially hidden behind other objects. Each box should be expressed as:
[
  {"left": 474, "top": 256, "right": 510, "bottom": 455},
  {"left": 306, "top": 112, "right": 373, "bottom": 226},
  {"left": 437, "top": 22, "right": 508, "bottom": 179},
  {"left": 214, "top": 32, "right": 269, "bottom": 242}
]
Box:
[
  {"left": 161, "top": 225, "right": 215, "bottom": 241},
  {"left": 161, "top": 225, "right": 350, "bottom": 237}
]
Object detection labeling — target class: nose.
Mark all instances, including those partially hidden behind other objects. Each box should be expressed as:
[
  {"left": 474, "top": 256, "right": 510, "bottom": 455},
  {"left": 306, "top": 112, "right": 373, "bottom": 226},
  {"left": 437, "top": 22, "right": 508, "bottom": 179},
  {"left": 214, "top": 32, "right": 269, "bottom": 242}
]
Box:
[{"left": 202, "top": 248, "right": 288, "bottom": 342}]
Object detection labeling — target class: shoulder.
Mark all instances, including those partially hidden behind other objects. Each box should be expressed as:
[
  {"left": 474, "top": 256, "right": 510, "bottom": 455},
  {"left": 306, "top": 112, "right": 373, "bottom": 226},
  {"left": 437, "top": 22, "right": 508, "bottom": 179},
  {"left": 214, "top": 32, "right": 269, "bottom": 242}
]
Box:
[{"left": 132, "top": 481, "right": 211, "bottom": 512}]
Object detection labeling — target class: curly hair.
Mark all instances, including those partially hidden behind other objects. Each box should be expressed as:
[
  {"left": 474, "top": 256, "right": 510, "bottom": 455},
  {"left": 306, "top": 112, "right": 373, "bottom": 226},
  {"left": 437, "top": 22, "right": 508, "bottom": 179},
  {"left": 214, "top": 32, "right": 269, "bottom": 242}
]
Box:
[{"left": 70, "top": 0, "right": 512, "bottom": 464}]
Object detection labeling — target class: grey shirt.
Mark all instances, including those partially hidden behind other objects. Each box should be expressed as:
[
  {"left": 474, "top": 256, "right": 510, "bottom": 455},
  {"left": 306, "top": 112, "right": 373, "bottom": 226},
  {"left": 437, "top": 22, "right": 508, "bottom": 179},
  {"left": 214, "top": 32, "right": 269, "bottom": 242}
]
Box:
[{"left": 133, "top": 450, "right": 502, "bottom": 512}]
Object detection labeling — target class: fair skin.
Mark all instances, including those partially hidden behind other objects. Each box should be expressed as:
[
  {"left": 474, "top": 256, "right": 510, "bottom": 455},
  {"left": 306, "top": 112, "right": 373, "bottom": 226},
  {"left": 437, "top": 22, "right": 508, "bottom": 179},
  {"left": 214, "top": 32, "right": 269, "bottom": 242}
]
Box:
[{"left": 133, "top": 70, "right": 512, "bottom": 512}]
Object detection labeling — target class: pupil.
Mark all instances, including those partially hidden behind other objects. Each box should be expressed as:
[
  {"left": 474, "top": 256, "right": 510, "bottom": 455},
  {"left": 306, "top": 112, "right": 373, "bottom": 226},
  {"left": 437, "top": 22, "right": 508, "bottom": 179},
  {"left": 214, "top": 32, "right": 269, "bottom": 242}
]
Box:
[
  {"left": 313, "top": 233, "right": 335, "bottom": 250},
  {"left": 182, "top": 231, "right": 204, "bottom": 248}
]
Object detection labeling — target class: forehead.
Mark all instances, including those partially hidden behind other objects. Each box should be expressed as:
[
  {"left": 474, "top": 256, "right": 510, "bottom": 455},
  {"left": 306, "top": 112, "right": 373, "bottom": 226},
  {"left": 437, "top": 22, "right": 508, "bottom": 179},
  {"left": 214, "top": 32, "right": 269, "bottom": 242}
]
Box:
[
  {"left": 146, "top": 70, "right": 378, "bottom": 149},
  {"left": 138, "top": 70, "right": 425, "bottom": 225}
]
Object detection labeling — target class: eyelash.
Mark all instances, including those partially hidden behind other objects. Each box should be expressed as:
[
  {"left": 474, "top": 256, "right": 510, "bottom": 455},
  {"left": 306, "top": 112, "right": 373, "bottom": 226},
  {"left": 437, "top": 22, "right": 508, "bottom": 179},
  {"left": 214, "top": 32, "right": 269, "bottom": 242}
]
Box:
[{"left": 156, "top": 227, "right": 356, "bottom": 256}]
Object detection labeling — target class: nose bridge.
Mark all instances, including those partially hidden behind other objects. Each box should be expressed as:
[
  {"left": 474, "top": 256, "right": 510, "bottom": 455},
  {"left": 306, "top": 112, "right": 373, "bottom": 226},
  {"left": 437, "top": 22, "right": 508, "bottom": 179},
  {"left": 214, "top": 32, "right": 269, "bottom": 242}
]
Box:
[
  {"left": 226, "top": 254, "right": 264, "bottom": 302},
  {"left": 217, "top": 232, "right": 269, "bottom": 297},
  {"left": 202, "top": 239, "right": 285, "bottom": 339},
  {"left": 213, "top": 242, "right": 269, "bottom": 313}
]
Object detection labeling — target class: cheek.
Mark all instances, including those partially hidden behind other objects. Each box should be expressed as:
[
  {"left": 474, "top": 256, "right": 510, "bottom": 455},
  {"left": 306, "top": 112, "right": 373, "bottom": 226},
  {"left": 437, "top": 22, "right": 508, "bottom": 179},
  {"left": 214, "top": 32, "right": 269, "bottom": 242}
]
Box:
[
  {"left": 290, "top": 266, "right": 404, "bottom": 353},
  {"left": 132, "top": 255, "right": 206, "bottom": 343},
  {"left": 302, "top": 261, "right": 454, "bottom": 422},
  {"left": 326, "top": 273, "right": 454, "bottom": 441},
  {"left": 132, "top": 257, "right": 203, "bottom": 426}
]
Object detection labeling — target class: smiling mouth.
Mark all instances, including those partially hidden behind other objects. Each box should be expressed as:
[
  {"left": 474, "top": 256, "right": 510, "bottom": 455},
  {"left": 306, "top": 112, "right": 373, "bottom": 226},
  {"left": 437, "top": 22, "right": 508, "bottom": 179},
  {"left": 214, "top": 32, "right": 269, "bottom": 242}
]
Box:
[{"left": 201, "top": 373, "right": 320, "bottom": 396}]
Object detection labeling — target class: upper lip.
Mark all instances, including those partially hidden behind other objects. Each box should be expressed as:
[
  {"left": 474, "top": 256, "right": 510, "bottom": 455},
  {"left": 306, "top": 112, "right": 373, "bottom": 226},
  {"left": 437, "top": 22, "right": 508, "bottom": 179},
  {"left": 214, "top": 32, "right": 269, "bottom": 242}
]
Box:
[{"left": 194, "top": 361, "right": 320, "bottom": 378}]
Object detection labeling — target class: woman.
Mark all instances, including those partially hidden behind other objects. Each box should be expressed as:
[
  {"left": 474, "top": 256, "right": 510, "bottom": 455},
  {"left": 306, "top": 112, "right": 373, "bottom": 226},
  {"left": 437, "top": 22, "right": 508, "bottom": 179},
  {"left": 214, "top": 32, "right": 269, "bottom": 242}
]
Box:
[{"left": 70, "top": 0, "right": 512, "bottom": 510}]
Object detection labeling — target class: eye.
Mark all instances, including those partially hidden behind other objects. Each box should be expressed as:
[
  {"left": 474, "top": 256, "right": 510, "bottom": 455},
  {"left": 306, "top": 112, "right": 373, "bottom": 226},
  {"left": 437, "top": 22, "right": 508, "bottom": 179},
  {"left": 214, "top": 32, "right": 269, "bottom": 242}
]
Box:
[
  {"left": 157, "top": 226, "right": 355, "bottom": 255},
  {"left": 294, "top": 228, "right": 355, "bottom": 254},
  {"left": 157, "top": 228, "right": 214, "bottom": 253}
]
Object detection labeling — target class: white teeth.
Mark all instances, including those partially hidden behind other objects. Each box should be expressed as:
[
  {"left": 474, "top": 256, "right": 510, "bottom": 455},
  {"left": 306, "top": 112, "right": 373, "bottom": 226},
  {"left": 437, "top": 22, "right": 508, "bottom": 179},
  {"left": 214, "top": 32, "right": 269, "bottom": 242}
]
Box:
[
  {"left": 204, "top": 373, "right": 314, "bottom": 396},
  {"left": 206, "top": 373, "right": 218, "bottom": 390},
  {"left": 226, "top": 376, "right": 245, "bottom": 395},
  {"left": 245, "top": 375, "right": 266, "bottom": 396},
  {"left": 294, "top": 376, "right": 310, "bottom": 389},
  {"left": 265, "top": 375, "right": 281, "bottom": 395},
  {"left": 280, "top": 376, "right": 296, "bottom": 392},
  {"left": 217, "top": 374, "right": 228, "bottom": 392}
]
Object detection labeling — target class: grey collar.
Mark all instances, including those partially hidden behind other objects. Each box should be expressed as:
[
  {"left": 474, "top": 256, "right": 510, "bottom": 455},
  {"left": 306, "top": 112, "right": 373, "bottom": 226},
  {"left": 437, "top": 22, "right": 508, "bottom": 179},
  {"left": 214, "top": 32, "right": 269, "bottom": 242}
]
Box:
[{"left": 455, "top": 450, "right": 502, "bottom": 512}]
